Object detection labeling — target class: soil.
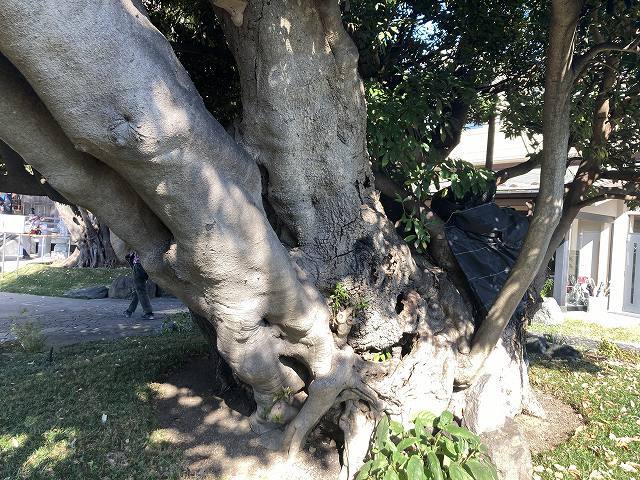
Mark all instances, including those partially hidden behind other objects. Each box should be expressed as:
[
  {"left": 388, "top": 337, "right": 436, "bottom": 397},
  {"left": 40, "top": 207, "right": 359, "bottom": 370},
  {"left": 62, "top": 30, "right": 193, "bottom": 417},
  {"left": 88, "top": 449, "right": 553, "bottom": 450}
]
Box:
[
  {"left": 154, "top": 358, "right": 582, "bottom": 478},
  {"left": 515, "top": 388, "right": 584, "bottom": 455},
  {"left": 153, "top": 356, "right": 341, "bottom": 480}
]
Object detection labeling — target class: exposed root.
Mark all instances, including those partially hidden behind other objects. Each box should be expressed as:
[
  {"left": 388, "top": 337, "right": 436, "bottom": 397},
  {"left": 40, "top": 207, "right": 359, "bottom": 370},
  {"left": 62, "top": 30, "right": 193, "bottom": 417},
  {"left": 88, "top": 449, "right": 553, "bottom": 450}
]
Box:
[
  {"left": 281, "top": 348, "right": 381, "bottom": 458},
  {"left": 338, "top": 400, "right": 376, "bottom": 480}
]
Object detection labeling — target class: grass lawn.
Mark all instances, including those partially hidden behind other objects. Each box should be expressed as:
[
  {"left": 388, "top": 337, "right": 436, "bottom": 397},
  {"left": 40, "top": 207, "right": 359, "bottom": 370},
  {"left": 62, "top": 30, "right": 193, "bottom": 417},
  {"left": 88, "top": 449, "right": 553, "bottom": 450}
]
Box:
[
  {"left": 530, "top": 317, "right": 640, "bottom": 344},
  {"left": 0, "top": 264, "right": 130, "bottom": 297},
  {"left": 2, "top": 328, "right": 639, "bottom": 480},
  {"left": 0, "top": 330, "right": 208, "bottom": 480},
  {"left": 529, "top": 351, "right": 640, "bottom": 479}
]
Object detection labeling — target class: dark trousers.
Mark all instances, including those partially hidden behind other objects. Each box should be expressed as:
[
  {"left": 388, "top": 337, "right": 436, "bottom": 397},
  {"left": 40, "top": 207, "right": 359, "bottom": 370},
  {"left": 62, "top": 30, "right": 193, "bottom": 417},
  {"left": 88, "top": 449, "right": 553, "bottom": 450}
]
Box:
[{"left": 127, "top": 263, "right": 152, "bottom": 314}]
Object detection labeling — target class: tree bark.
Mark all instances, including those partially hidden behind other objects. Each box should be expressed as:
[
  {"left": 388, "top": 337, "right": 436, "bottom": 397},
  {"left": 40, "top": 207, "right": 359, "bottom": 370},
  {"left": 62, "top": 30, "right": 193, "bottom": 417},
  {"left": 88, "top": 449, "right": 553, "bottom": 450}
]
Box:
[
  {"left": 56, "top": 204, "right": 120, "bottom": 268},
  {"left": 0, "top": 1, "right": 538, "bottom": 476},
  {"left": 455, "top": 0, "right": 583, "bottom": 387}
]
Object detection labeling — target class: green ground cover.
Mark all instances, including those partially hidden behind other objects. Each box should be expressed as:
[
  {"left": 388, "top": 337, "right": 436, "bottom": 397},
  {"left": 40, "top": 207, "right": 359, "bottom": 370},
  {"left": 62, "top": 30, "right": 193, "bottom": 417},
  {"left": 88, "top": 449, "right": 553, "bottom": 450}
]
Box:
[
  {"left": 529, "top": 350, "right": 640, "bottom": 479},
  {"left": 530, "top": 317, "right": 640, "bottom": 344},
  {"left": 2, "top": 326, "right": 639, "bottom": 479},
  {"left": 0, "top": 330, "right": 208, "bottom": 480},
  {"left": 0, "top": 264, "right": 129, "bottom": 297}
]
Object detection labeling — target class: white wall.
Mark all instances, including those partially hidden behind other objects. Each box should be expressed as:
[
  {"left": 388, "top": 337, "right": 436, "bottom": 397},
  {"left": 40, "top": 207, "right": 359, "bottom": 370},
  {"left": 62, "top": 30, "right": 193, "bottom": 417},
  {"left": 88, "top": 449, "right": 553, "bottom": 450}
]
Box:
[{"left": 609, "top": 212, "right": 631, "bottom": 312}]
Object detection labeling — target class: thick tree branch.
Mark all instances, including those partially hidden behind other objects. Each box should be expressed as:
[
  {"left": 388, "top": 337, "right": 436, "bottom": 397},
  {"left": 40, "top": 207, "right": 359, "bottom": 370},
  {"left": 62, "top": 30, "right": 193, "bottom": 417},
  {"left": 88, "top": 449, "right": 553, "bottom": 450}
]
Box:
[
  {"left": 456, "top": 0, "right": 582, "bottom": 388},
  {"left": 495, "top": 155, "right": 541, "bottom": 185},
  {"left": 572, "top": 36, "right": 640, "bottom": 77},
  {"left": 0, "top": 140, "right": 68, "bottom": 201}
]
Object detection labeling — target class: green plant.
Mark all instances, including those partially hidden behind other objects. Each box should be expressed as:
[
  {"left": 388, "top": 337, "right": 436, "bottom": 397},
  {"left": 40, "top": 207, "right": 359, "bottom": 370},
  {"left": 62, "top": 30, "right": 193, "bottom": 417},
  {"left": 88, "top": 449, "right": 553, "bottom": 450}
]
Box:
[
  {"left": 540, "top": 278, "right": 554, "bottom": 298},
  {"left": 597, "top": 339, "right": 640, "bottom": 363},
  {"left": 9, "top": 310, "right": 45, "bottom": 353},
  {"left": 330, "top": 283, "right": 370, "bottom": 316},
  {"left": 331, "top": 282, "right": 351, "bottom": 315},
  {"left": 161, "top": 311, "right": 192, "bottom": 334},
  {"left": 371, "top": 350, "right": 392, "bottom": 362},
  {"left": 357, "top": 411, "right": 497, "bottom": 480}
]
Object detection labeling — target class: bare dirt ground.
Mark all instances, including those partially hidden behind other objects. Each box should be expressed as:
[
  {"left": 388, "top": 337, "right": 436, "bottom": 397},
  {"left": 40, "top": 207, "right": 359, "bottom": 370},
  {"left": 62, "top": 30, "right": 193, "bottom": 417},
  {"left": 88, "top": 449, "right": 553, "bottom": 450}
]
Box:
[
  {"left": 152, "top": 356, "right": 342, "bottom": 480},
  {"left": 516, "top": 388, "right": 584, "bottom": 455}
]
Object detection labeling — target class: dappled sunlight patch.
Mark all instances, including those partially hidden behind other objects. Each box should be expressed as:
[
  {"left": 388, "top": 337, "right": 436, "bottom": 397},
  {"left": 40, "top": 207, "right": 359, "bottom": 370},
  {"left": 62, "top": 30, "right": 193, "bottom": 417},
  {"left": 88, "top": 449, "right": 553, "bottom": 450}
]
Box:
[
  {"left": 529, "top": 354, "right": 640, "bottom": 479},
  {"left": 19, "top": 439, "right": 71, "bottom": 478},
  {"left": 0, "top": 432, "right": 29, "bottom": 453}
]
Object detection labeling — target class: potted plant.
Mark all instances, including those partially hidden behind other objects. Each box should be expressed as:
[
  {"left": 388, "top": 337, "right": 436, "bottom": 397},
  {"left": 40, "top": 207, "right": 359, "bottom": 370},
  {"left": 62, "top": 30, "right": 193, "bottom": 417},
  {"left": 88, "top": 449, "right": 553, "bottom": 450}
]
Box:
[{"left": 586, "top": 278, "right": 609, "bottom": 313}]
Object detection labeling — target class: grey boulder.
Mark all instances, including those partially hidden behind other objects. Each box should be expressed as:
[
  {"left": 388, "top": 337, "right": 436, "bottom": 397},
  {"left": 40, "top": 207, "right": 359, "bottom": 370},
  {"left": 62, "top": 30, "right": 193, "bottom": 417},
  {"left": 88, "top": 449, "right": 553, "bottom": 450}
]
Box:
[
  {"left": 108, "top": 275, "right": 157, "bottom": 299},
  {"left": 63, "top": 285, "right": 109, "bottom": 299}
]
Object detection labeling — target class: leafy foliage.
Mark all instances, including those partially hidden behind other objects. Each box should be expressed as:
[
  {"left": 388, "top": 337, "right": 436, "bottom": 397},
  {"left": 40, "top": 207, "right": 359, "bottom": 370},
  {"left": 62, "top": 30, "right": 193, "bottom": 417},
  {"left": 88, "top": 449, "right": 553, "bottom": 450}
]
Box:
[
  {"left": 357, "top": 411, "right": 497, "bottom": 480},
  {"left": 540, "top": 279, "right": 554, "bottom": 298}
]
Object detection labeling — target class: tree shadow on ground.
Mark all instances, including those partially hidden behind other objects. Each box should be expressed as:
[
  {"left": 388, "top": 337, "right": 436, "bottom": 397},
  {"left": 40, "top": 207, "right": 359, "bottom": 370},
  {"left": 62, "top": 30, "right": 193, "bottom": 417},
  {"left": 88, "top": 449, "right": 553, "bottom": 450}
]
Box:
[
  {"left": 152, "top": 354, "right": 341, "bottom": 479},
  {"left": 528, "top": 352, "right": 601, "bottom": 374}
]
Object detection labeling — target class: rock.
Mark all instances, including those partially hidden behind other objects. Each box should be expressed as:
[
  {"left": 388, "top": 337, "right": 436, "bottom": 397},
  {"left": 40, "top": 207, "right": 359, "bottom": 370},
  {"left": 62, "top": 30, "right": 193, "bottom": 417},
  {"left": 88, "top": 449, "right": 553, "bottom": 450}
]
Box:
[
  {"left": 63, "top": 285, "right": 109, "bottom": 299},
  {"left": 531, "top": 297, "right": 564, "bottom": 325},
  {"left": 108, "top": 275, "right": 157, "bottom": 299},
  {"left": 480, "top": 418, "right": 533, "bottom": 480}
]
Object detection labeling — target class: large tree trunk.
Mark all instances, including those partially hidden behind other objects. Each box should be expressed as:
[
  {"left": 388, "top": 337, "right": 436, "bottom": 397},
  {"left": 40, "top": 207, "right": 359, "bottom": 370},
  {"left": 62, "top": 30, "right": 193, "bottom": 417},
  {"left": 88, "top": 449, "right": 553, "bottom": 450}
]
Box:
[
  {"left": 56, "top": 204, "right": 120, "bottom": 268},
  {"left": 0, "top": 2, "right": 536, "bottom": 477}
]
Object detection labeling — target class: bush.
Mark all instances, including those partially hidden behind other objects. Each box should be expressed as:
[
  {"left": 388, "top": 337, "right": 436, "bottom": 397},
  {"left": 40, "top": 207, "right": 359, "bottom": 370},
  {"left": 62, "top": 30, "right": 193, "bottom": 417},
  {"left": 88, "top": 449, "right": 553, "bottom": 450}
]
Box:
[
  {"left": 540, "top": 278, "right": 554, "bottom": 298},
  {"left": 357, "top": 411, "right": 497, "bottom": 480}
]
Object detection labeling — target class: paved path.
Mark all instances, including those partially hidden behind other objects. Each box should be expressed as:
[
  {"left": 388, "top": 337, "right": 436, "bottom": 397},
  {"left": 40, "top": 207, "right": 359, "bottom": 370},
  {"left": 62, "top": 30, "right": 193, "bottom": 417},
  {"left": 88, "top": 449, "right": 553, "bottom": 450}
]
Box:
[{"left": 0, "top": 292, "right": 186, "bottom": 346}]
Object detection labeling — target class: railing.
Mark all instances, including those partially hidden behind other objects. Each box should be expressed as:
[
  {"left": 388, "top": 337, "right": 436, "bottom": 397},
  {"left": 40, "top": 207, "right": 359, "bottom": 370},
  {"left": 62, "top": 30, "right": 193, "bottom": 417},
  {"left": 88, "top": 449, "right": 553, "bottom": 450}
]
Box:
[{"left": 0, "top": 232, "right": 72, "bottom": 276}]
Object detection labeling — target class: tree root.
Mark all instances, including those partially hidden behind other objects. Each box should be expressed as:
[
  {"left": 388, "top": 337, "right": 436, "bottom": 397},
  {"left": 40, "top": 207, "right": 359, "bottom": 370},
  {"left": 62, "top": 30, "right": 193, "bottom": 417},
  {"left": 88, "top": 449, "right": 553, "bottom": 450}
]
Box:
[{"left": 281, "top": 347, "right": 381, "bottom": 458}]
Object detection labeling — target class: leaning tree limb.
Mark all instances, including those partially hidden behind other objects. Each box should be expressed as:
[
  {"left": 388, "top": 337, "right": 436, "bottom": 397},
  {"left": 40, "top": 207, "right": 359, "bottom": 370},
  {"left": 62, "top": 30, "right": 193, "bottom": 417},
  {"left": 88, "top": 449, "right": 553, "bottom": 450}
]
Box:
[{"left": 455, "top": 0, "right": 583, "bottom": 387}]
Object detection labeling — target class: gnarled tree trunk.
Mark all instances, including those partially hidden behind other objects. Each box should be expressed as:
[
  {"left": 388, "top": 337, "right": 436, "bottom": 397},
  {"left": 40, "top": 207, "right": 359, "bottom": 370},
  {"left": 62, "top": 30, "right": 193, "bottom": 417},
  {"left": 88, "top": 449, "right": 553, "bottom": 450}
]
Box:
[
  {"left": 56, "top": 204, "right": 120, "bottom": 268},
  {"left": 0, "top": 1, "right": 539, "bottom": 477}
]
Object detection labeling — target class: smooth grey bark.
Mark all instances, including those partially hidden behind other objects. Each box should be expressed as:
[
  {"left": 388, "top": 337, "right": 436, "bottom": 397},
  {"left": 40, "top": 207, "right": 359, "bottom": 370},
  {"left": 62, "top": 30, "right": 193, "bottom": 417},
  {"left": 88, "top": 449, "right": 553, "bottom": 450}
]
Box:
[
  {"left": 0, "top": 140, "right": 67, "bottom": 201},
  {"left": 455, "top": 0, "right": 582, "bottom": 386},
  {"left": 0, "top": 1, "right": 537, "bottom": 476}
]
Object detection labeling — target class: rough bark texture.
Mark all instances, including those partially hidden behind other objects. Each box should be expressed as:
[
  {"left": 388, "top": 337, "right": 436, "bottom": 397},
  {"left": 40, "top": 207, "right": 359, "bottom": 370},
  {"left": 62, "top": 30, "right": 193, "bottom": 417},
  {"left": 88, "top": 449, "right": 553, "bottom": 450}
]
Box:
[
  {"left": 56, "top": 204, "right": 120, "bottom": 268},
  {"left": 0, "top": 2, "right": 537, "bottom": 477}
]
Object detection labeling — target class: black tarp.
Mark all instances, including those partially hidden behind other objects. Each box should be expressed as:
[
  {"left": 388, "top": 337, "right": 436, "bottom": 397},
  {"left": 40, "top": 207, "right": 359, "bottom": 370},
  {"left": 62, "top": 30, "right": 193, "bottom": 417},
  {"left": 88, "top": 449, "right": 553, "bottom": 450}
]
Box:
[{"left": 432, "top": 187, "right": 530, "bottom": 319}]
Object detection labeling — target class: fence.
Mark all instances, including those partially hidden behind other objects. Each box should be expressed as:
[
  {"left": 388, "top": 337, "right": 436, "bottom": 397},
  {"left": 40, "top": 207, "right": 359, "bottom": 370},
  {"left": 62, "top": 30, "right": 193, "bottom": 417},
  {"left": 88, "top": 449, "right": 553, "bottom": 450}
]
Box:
[{"left": 0, "top": 232, "right": 71, "bottom": 276}]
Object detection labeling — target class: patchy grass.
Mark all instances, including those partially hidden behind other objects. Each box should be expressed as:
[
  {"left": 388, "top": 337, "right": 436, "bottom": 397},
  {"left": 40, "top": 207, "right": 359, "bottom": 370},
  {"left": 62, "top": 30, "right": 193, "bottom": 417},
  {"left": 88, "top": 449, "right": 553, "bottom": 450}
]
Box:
[
  {"left": 0, "top": 331, "right": 208, "bottom": 479},
  {"left": 530, "top": 317, "right": 640, "bottom": 344},
  {"left": 0, "top": 264, "right": 129, "bottom": 297},
  {"left": 530, "top": 353, "right": 640, "bottom": 479}
]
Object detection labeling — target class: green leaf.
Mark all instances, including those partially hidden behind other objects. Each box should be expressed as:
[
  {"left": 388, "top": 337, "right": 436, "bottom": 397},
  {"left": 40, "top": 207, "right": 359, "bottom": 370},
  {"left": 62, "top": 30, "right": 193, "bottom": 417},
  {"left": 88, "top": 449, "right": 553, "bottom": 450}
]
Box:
[
  {"left": 389, "top": 420, "right": 405, "bottom": 436},
  {"left": 462, "top": 459, "right": 498, "bottom": 480},
  {"left": 438, "top": 437, "right": 458, "bottom": 461},
  {"left": 412, "top": 411, "right": 437, "bottom": 437},
  {"left": 425, "top": 451, "right": 444, "bottom": 480},
  {"left": 396, "top": 437, "right": 419, "bottom": 452},
  {"left": 356, "top": 460, "right": 373, "bottom": 480},
  {"left": 384, "top": 467, "right": 401, "bottom": 480},
  {"left": 442, "top": 425, "right": 480, "bottom": 443},
  {"left": 447, "top": 462, "right": 474, "bottom": 480},
  {"left": 406, "top": 455, "right": 426, "bottom": 480},
  {"left": 437, "top": 411, "right": 453, "bottom": 429},
  {"left": 375, "top": 415, "right": 390, "bottom": 450},
  {"left": 371, "top": 453, "right": 389, "bottom": 473}
]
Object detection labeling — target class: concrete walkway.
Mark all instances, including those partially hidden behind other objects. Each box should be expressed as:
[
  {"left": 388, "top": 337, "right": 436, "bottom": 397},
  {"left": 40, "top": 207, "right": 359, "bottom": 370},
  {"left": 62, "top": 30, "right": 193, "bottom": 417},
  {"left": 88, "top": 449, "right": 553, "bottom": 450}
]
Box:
[{"left": 0, "top": 292, "right": 186, "bottom": 346}]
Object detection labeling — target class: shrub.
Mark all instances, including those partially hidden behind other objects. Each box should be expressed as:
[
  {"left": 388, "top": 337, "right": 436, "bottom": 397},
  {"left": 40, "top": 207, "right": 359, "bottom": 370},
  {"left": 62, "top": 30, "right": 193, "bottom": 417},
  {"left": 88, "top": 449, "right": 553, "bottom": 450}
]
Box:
[
  {"left": 540, "top": 278, "right": 554, "bottom": 298},
  {"left": 357, "top": 411, "right": 497, "bottom": 480},
  {"left": 10, "top": 320, "right": 45, "bottom": 353}
]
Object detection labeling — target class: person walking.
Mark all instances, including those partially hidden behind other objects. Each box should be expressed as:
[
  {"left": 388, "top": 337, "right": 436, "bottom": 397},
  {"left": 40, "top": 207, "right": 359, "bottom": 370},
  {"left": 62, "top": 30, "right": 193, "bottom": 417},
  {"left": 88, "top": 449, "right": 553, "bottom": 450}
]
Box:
[{"left": 123, "top": 251, "right": 154, "bottom": 320}]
